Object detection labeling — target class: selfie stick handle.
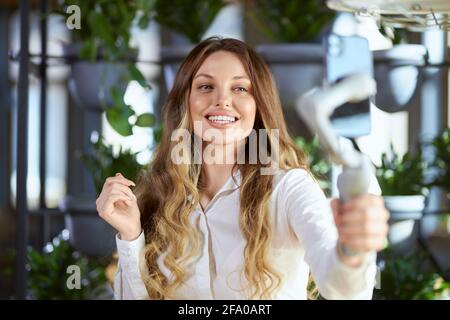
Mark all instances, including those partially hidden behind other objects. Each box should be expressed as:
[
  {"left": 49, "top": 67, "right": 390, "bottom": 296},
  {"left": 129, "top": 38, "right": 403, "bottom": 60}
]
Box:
[{"left": 295, "top": 73, "right": 376, "bottom": 256}]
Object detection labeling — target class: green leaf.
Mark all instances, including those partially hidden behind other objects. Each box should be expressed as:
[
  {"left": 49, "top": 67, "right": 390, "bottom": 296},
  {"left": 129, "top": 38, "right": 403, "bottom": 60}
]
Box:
[
  {"left": 430, "top": 128, "right": 450, "bottom": 194},
  {"left": 106, "top": 107, "right": 133, "bottom": 136},
  {"left": 246, "top": 11, "right": 277, "bottom": 42},
  {"left": 375, "top": 144, "right": 427, "bottom": 196},
  {"left": 135, "top": 113, "right": 155, "bottom": 127},
  {"left": 138, "top": 14, "right": 150, "bottom": 29},
  {"left": 127, "top": 64, "right": 150, "bottom": 89},
  {"left": 137, "top": 0, "right": 157, "bottom": 13},
  {"left": 79, "top": 39, "right": 97, "bottom": 61},
  {"left": 250, "top": 0, "right": 336, "bottom": 43},
  {"left": 294, "top": 135, "right": 332, "bottom": 195},
  {"left": 153, "top": 0, "right": 226, "bottom": 43},
  {"left": 110, "top": 86, "right": 125, "bottom": 107},
  {"left": 27, "top": 231, "right": 110, "bottom": 299},
  {"left": 153, "top": 122, "right": 164, "bottom": 144}
]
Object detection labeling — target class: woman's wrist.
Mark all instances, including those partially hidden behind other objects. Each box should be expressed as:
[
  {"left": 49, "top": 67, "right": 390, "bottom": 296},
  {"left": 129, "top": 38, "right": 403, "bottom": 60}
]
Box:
[
  {"left": 337, "top": 242, "right": 364, "bottom": 268},
  {"left": 120, "top": 228, "right": 142, "bottom": 241}
]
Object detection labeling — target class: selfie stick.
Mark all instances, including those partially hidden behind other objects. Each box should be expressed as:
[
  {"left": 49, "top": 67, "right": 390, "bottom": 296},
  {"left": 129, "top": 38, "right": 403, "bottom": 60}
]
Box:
[{"left": 295, "top": 73, "right": 376, "bottom": 256}]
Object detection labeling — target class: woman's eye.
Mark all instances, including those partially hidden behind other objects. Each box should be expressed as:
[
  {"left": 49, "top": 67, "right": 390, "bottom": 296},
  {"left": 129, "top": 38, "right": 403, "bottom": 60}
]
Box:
[
  {"left": 198, "top": 84, "right": 212, "bottom": 90},
  {"left": 234, "top": 87, "right": 248, "bottom": 92}
]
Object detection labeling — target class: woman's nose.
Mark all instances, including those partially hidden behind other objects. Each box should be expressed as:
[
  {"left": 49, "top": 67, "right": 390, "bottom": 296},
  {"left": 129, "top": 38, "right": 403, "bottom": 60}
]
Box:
[
  {"left": 215, "top": 100, "right": 230, "bottom": 107},
  {"left": 214, "top": 90, "right": 231, "bottom": 108}
]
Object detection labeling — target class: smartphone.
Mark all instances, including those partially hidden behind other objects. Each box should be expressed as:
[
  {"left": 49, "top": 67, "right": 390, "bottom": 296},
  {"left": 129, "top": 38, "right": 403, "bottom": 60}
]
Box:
[{"left": 324, "top": 34, "right": 373, "bottom": 138}]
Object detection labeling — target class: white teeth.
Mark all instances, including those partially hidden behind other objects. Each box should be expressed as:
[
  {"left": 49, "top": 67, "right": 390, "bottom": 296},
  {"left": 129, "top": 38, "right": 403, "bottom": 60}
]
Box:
[{"left": 207, "top": 115, "right": 237, "bottom": 123}]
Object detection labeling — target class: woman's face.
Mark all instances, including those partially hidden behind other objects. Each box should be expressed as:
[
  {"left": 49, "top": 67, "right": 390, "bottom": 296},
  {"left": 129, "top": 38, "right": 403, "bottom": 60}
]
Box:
[{"left": 189, "top": 51, "right": 256, "bottom": 146}]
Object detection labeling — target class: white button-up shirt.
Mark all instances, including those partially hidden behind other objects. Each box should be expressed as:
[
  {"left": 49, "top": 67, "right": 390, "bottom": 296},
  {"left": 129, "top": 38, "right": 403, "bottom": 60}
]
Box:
[{"left": 114, "top": 168, "right": 377, "bottom": 300}]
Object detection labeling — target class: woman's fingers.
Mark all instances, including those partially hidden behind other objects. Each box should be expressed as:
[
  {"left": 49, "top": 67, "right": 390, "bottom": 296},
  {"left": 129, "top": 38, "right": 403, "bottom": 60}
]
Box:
[
  {"left": 103, "top": 174, "right": 136, "bottom": 190},
  {"left": 338, "top": 221, "right": 388, "bottom": 237},
  {"left": 97, "top": 193, "right": 132, "bottom": 218},
  {"left": 339, "top": 206, "right": 389, "bottom": 225},
  {"left": 96, "top": 185, "right": 135, "bottom": 211},
  {"left": 332, "top": 195, "right": 389, "bottom": 252},
  {"left": 342, "top": 194, "right": 385, "bottom": 212},
  {"left": 105, "top": 183, "right": 137, "bottom": 201},
  {"left": 96, "top": 173, "right": 137, "bottom": 218},
  {"left": 340, "top": 235, "right": 387, "bottom": 251},
  {"left": 95, "top": 175, "right": 142, "bottom": 239}
]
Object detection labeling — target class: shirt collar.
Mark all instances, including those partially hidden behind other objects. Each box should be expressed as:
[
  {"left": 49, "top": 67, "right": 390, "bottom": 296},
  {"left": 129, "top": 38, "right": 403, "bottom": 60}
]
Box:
[{"left": 187, "top": 169, "right": 241, "bottom": 204}]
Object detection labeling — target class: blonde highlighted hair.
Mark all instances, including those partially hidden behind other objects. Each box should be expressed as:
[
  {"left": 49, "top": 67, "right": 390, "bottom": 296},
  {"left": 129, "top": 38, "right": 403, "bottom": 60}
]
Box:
[{"left": 133, "top": 37, "right": 315, "bottom": 299}]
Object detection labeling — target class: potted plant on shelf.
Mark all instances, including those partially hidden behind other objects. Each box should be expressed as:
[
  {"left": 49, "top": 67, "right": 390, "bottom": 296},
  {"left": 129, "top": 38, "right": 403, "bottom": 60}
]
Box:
[
  {"left": 374, "top": 247, "right": 450, "bottom": 300},
  {"left": 152, "top": 0, "right": 227, "bottom": 91},
  {"left": 59, "top": 134, "right": 148, "bottom": 257},
  {"left": 430, "top": 127, "right": 450, "bottom": 206},
  {"left": 375, "top": 144, "right": 428, "bottom": 254},
  {"left": 55, "top": 0, "right": 155, "bottom": 136},
  {"left": 247, "top": 0, "right": 335, "bottom": 138},
  {"left": 27, "top": 230, "right": 113, "bottom": 299}
]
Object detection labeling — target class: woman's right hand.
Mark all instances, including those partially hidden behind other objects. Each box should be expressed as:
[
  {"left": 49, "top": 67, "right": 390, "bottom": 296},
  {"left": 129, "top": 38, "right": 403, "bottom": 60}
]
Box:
[{"left": 96, "top": 173, "right": 142, "bottom": 241}]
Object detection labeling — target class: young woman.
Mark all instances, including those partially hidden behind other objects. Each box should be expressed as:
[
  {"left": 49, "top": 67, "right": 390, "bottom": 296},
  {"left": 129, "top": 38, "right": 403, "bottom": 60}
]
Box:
[{"left": 95, "top": 37, "right": 389, "bottom": 300}]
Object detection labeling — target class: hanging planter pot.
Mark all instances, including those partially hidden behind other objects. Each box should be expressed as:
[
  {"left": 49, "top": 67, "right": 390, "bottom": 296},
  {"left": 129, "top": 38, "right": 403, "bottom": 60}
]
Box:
[
  {"left": 63, "top": 43, "right": 136, "bottom": 112},
  {"left": 384, "top": 195, "right": 426, "bottom": 254},
  {"left": 256, "top": 43, "right": 324, "bottom": 138},
  {"left": 59, "top": 195, "right": 116, "bottom": 258},
  {"left": 372, "top": 44, "right": 427, "bottom": 113}
]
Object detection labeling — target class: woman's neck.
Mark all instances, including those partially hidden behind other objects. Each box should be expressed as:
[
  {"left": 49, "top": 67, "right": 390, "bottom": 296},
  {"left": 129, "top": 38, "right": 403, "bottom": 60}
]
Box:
[
  {"left": 199, "top": 141, "right": 243, "bottom": 200},
  {"left": 200, "top": 163, "right": 235, "bottom": 199}
]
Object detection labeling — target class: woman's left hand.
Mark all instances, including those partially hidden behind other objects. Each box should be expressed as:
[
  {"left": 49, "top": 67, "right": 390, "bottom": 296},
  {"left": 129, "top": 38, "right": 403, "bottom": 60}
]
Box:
[{"left": 331, "top": 194, "right": 389, "bottom": 258}]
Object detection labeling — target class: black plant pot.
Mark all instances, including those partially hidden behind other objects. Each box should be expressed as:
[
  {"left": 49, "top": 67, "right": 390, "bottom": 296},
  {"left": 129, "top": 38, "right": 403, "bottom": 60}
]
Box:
[
  {"left": 59, "top": 195, "right": 116, "bottom": 257},
  {"left": 64, "top": 43, "right": 136, "bottom": 111},
  {"left": 384, "top": 195, "right": 426, "bottom": 255},
  {"left": 372, "top": 44, "right": 427, "bottom": 113}
]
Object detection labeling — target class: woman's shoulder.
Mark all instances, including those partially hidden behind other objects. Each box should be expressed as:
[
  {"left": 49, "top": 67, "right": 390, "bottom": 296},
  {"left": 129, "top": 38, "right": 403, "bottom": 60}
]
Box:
[
  {"left": 269, "top": 167, "right": 317, "bottom": 197},
  {"left": 270, "top": 167, "right": 329, "bottom": 221},
  {"left": 273, "top": 167, "right": 313, "bottom": 186},
  {"left": 272, "top": 167, "right": 325, "bottom": 199}
]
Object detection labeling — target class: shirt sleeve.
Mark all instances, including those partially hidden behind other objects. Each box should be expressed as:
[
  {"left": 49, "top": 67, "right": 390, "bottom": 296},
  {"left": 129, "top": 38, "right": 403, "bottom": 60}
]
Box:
[
  {"left": 282, "top": 168, "right": 377, "bottom": 300},
  {"left": 114, "top": 231, "right": 149, "bottom": 300}
]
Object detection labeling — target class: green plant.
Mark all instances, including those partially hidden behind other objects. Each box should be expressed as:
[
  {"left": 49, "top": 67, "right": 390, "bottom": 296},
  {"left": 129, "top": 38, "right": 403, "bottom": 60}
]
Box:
[
  {"left": 152, "top": 0, "right": 226, "bottom": 43},
  {"left": 152, "top": 121, "right": 164, "bottom": 146},
  {"left": 374, "top": 248, "right": 450, "bottom": 300},
  {"left": 376, "top": 144, "right": 428, "bottom": 196},
  {"left": 27, "top": 231, "right": 111, "bottom": 299},
  {"left": 78, "top": 134, "right": 147, "bottom": 195},
  {"left": 248, "top": 0, "right": 336, "bottom": 43},
  {"left": 56, "top": 0, "right": 155, "bottom": 136},
  {"left": 295, "top": 136, "right": 332, "bottom": 195},
  {"left": 430, "top": 128, "right": 450, "bottom": 195}
]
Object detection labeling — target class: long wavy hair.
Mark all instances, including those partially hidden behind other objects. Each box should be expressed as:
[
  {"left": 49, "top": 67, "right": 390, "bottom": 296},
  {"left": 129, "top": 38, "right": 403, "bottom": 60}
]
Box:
[{"left": 134, "top": 37, "right": 312, "bottom": 299}]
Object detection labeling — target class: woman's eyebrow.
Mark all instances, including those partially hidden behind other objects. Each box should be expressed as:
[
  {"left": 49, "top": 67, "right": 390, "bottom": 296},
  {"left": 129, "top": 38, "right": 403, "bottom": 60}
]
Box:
[
  {"left": 194, "top": 73, "right": 214, "bottom": 80},
  {"left": 194, "top": 73, "right": 250, "bottom": 81},
  {"left": 233, "top": 75, "right": 250, "bottom": 81}
]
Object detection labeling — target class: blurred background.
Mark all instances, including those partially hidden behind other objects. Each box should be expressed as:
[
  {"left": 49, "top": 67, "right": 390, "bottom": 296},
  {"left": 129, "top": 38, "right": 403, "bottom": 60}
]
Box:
[{"left": 0, "top": 0, "right": 449, "bottom": 299}]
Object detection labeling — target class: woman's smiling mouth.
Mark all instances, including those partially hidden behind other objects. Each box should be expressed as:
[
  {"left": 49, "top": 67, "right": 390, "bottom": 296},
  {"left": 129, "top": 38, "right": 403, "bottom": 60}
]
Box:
[{"left": 205, "top": 115, "right": 240, "bottom": 127}]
